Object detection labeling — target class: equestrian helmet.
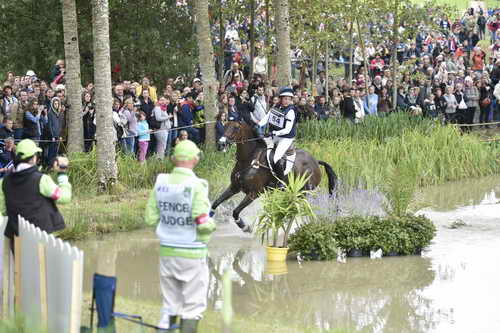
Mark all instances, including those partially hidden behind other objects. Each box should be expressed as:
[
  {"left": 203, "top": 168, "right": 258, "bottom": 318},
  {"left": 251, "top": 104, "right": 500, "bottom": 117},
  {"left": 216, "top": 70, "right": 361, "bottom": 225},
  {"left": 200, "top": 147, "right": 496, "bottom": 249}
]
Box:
[{"left": 278, "top": 87, "right": 294, "bottom": 98}]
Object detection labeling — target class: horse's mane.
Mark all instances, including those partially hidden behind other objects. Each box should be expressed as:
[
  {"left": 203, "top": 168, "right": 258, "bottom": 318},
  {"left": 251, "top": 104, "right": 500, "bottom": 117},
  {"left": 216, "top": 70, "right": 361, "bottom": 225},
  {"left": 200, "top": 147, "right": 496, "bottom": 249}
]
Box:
[{"left": 238, "top": 121, "right": 266, "bottom": 149}]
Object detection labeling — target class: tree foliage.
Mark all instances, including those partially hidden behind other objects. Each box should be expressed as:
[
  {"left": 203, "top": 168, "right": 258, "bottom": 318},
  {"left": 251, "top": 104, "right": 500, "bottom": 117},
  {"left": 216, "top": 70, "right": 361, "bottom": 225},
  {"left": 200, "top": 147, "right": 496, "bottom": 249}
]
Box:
[{"left": 0, "top": 0, "right": 198, "bottom": 85}]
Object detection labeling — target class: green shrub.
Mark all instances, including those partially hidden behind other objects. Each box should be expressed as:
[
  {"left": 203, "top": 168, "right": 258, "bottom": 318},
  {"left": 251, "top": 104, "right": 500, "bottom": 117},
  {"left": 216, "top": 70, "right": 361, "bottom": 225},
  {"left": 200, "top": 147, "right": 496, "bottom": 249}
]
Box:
[
  {"left": 331, "top": 216, "right": 373, "bottom": 253},
  {"left": 290, "top": 214, "right": 436, "bottom": 259},
  {"left": 289, "top": 221, "right": 338, "bottom": 260}
]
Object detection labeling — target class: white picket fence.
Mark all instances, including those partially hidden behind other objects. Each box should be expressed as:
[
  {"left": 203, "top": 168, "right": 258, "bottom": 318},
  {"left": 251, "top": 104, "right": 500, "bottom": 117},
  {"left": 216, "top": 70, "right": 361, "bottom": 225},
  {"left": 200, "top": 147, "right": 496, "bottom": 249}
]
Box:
[{"left": 1, "top": 216, "right": 84, "bottom": 333}]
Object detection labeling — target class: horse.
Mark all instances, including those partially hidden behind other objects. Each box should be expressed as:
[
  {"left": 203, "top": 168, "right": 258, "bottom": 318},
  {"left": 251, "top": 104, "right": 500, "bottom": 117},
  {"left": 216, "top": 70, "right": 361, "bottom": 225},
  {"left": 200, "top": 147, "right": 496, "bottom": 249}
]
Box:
[{"left": 211, "top": 121, "right": 337, "bottom": 232}]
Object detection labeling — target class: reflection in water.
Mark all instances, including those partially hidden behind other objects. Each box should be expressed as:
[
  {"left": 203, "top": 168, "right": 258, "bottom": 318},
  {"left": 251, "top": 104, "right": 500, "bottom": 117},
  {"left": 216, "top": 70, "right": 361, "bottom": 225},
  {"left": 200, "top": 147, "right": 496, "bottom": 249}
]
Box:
[
  {"left": 77, "top": 230, "right": 437, "bottom": 333},
  {"left": 75, "top": 176, "right": 500, "bottom": 333},
  {"left": 419, "top": 175, "right": 500, "bottom": 211},
  {"left": 214, "top": 250, "right": 437, "bottom": 333}
]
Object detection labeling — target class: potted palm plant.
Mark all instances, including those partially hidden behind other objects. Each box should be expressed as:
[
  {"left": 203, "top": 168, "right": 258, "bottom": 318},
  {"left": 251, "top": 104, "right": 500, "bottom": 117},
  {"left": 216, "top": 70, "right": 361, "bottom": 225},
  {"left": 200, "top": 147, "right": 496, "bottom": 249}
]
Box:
[{"left": 256, "top": 173, "right": 316, "bottom": 262}]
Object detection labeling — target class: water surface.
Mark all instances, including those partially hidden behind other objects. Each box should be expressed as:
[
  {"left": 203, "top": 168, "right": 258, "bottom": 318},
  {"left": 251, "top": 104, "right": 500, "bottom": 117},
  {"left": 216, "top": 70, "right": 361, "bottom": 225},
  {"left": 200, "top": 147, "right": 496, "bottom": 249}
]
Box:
[{"left": 76, "top": 176, "right": 500, "bottom": 333}]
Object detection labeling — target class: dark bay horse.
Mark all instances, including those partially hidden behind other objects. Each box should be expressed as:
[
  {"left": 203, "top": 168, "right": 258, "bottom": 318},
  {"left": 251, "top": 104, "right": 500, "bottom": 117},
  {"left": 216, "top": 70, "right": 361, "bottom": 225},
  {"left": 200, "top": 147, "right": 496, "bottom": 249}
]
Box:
[{"left": 211, "top": 121, "right": 337, "bottom": 232}]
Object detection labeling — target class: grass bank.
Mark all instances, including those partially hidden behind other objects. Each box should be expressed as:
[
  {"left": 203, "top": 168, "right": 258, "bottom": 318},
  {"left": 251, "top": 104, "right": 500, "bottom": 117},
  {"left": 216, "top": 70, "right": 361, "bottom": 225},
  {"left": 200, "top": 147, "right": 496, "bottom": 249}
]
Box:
[{"left": 59, "top": 114, "right": 500, "bottom": 241}]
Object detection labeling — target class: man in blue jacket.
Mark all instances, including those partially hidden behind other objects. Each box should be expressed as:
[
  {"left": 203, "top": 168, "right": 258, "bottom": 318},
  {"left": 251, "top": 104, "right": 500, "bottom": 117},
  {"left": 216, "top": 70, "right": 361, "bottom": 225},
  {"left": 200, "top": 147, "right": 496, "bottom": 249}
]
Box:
[{"left": 178, "top": 93, "right": 200, "bottom": 144}]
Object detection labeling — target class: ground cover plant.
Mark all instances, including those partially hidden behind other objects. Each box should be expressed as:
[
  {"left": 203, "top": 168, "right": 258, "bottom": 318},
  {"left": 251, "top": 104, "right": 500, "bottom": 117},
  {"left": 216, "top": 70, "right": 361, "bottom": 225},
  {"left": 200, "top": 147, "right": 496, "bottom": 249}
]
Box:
[{"left": 289, "top": 214, "right": 436, "bottom": 259}]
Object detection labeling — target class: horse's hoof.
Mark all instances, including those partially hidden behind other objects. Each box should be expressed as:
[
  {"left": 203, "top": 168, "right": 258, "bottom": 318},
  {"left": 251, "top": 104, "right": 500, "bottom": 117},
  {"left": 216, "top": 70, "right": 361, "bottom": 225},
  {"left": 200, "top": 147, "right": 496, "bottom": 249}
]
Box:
[
  {"left": 209, "top": 209, "right": 216, "bottom": 218},
  {"left": 242, "top": 224, "right": 252, "bottom": 233},
  {"left": 236, "top": 219, "right": 252, "bottom": 233}
]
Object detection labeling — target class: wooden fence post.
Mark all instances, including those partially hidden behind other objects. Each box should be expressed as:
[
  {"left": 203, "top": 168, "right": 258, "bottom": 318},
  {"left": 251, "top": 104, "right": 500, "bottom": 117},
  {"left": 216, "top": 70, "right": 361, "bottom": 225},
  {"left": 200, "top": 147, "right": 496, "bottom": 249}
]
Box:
[
  {"left": 38, "top": 243, "right": 48, "bottom": 331},
  {"left": 14, "top": 236, "right": 20, "bottom": 312},
  {"left": 69, "top": 258, "right": 83, "bottom": 333}
]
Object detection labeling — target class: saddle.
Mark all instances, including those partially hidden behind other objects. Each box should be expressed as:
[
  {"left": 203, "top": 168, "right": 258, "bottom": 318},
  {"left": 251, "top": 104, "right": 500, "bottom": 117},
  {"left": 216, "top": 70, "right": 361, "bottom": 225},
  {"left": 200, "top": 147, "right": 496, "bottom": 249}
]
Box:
[{"left": 253, "top": 143, "right": 296, "bottom": 177}]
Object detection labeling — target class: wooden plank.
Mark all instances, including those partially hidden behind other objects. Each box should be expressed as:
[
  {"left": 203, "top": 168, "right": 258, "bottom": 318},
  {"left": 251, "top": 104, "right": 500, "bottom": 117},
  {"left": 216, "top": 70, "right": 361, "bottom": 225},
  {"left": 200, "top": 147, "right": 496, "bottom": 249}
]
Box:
[
  {"left": 7, "top": 244, "right": 14, "bottom": 316},
  {"left": 69, "top": 258, "right": 83, "bottom": 333},
  {"left": 38, "top": 243, "right": 48, "bottom": 331},
  {"left": 1, "top": 238, "right": 7, "bottom": 319},
  {"left": 14, "top": 236, "right": 20, "bottom": 312}
]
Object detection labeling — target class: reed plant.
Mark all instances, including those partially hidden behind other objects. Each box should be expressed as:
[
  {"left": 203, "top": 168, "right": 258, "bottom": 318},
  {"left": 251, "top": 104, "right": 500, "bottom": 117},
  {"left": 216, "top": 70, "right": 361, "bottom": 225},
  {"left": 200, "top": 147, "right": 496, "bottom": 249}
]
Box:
[
  {"left": 297, "top": 113, "right": 436, "bottom": 143},
  {"left": 303, "top": 125, "right": 500, "bottom": 190}
]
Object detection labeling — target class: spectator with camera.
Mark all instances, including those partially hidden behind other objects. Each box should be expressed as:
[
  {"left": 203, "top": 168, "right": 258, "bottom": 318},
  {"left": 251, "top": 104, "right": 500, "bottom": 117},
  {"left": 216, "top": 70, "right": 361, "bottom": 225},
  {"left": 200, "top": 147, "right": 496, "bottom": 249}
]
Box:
[
  {"left": 0, "top": 139, "right": 71, "bottom": 249},
  {"left": 0, "top": 118, "right": 14, "bottom": 140},
  {"left": 23, "top": 98, "right": 44, "bottom": 141},
  {"left": 82, "top": 92, "right": 96, "bottom": 152}
]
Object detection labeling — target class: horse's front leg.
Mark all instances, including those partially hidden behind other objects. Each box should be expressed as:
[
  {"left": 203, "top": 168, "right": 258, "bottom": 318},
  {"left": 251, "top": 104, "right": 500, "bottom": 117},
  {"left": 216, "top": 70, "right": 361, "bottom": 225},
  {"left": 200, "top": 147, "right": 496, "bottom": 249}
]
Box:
[
  {"left": 233, "top": 194, "right": 256, "bottom": 233},
  {"left": 211, "top": 185, "right": 240, "bottom": 216}
]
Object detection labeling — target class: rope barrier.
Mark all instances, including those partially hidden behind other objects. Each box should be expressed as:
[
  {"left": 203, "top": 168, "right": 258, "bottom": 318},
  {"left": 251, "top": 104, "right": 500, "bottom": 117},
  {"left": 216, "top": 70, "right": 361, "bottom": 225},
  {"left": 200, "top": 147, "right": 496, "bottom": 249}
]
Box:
[
  {"left": 480, "top": 137, "right": 500, "bottom": 143},
  {"left": 5, "top": 120, "right": 218, "bottom": 144},
  {"left": 453, "top": 121, "right": 500, "bottom": 127}
]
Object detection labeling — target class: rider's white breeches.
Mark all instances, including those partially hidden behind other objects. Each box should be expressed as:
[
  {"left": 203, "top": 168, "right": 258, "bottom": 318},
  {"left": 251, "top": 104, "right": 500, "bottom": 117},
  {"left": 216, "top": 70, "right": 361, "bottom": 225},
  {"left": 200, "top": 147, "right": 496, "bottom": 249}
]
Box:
[{"left": 271, "top": 137, "right": 294, "bottom": 164}]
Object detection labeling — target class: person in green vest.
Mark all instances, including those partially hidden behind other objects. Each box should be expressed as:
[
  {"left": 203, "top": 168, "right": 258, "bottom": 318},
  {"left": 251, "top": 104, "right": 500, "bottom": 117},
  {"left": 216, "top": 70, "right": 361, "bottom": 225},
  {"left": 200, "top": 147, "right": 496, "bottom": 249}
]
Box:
[
  {"left": 145, "top": 139, "right": 216, "bottom": 333},
  {"left": 0, "top": 139, "right": 71, "bottom": 246}
]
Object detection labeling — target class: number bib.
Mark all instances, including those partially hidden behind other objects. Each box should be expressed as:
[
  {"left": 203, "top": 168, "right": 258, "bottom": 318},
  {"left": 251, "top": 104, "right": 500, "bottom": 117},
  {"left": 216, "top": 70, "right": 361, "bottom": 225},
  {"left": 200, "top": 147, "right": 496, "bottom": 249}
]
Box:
[
  {"left": 268, "top": 108, "right": 286, "bottom": 129},
  {"left": 155, "top": 174, "right": 204, "bottom": 248}
]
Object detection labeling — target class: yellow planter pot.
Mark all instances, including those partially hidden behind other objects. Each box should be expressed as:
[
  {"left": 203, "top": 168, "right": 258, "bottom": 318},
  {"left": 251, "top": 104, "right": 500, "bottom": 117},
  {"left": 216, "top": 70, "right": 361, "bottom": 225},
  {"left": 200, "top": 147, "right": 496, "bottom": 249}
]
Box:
[
  {"left": 265, "top": 260, "right": 288, "bottom": 276},
  {"left": 266, "top": 246, "right": 289, "bottom": 262}
]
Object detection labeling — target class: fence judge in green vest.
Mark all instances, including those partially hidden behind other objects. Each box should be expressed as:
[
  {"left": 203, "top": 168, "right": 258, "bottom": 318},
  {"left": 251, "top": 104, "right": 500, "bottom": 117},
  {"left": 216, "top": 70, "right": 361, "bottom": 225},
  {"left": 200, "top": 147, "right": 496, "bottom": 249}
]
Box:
[
  {"left": 0, "top": 139, "right": 72, "bottom": 243},
  {"left": 145, "top": 139, "right": 216, "bottom": 333}
]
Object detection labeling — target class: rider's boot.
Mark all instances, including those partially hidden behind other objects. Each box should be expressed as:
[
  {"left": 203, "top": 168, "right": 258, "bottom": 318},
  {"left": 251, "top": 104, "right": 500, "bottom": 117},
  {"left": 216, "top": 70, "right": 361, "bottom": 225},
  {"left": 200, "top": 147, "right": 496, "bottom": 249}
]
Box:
[
  {"left": 274, "top": 159, "right": 287, "bottom": 189},
  {"left": 170, "top": 316, "right": 180, "bottom": 330}
]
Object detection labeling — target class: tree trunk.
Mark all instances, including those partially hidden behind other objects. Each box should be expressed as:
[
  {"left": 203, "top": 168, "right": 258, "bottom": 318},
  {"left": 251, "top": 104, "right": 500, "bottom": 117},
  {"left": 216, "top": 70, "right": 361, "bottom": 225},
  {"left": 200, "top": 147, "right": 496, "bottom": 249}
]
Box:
[
  {"left": 194, "top": 0, "right": 218, "bottom": 149},
  {"left": 325, "top": 41, "right": 329, "bottom": 102},
  {"left": 266, "top": 0, "right": 272, "bottom": 78},
  {"left": 218, "top": 0, "right": 224, "bottom": 82},
  {"left": 312, "top": 44, "right": 318, "bottom": 96},
  {"left": 92, "top": 0, "right": 117, "bottom": 189},
  {"left": 391, "top": 0, "right": 399, "bottom": 111},
  {"left": 61, "top": 0, "right": 84, "bottom": 153},
  {"left": 348, "top": 20, "right": 354, "bottom": 83},
  {"left": 249, "top": 0, "right": 256, "bottom": 78},
  {"left": 356, "top": 18, "right": 370, "bottom": 95},
  {"left": 273, "top": 0, "right": 292, "bottom": 87}
]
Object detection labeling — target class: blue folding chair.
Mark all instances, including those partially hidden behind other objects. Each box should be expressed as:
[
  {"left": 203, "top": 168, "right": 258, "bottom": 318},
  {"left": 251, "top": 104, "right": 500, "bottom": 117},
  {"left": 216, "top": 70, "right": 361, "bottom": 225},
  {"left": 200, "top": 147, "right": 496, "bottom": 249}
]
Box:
[{"left": 86, "top": 273, "right": 179, "bottom": 332}]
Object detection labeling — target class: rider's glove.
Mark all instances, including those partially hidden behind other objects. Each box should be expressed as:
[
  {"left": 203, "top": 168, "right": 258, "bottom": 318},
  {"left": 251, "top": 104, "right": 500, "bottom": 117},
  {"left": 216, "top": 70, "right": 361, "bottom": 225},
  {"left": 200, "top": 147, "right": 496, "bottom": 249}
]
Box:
[{"left": 264, "top": 132, "right": 273, "bottom": 138}]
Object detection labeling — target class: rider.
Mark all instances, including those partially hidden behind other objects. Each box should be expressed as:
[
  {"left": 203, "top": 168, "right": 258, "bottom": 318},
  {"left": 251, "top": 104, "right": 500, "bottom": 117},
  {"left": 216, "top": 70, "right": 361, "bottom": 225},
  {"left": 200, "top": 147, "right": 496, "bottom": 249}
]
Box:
[{"left": 259, "top": 87, "right": 297, "bottom": 184}]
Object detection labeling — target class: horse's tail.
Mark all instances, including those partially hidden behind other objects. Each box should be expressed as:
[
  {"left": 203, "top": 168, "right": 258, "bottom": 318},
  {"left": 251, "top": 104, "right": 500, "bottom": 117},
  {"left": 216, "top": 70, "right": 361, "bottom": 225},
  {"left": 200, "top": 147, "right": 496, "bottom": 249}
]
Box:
[{"left": 318, "top": 161, "right": 337, "bottom": 195}]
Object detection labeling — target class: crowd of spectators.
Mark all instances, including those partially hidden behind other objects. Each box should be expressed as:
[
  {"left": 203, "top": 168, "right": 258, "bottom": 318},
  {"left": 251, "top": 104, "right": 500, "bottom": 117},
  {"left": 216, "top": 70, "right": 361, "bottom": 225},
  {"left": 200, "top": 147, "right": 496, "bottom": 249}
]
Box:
[{"left": 1, "top": 5, "right": 500, "bottom": 171}]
